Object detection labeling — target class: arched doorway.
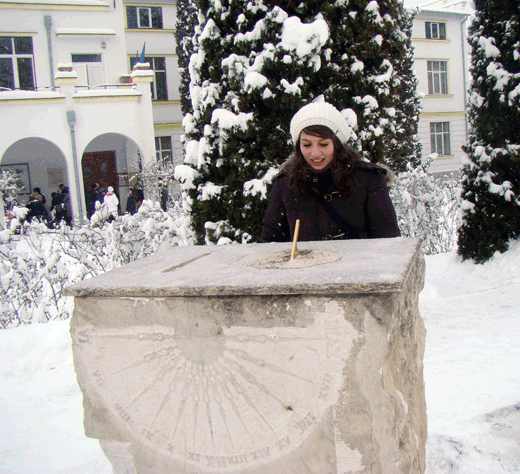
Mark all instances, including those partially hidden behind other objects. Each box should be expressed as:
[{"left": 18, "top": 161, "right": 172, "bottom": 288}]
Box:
[{"left": 82, "top": 133, "right": 142, "bottom": 215}]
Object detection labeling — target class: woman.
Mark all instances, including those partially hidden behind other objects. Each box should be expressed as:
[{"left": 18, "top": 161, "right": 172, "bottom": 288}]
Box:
[{"left": 261, "top": 101, "right": 400, "bottom": 242}]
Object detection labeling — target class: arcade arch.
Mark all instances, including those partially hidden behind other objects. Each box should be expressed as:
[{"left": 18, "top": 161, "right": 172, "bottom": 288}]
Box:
[
  {"left": 81, "top": 133, "right": 143, "bottom": 214},
  {"left": 1, "top": 137, "right": 68, "bottom": 206}
]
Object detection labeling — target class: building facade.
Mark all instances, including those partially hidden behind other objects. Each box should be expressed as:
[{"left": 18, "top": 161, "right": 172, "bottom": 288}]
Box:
[
  {"left": 411, "top": 0, "right": 472, "bottom": 175},
  {"left": 0, "top": 0, "right": 156, "bottom": 221}
]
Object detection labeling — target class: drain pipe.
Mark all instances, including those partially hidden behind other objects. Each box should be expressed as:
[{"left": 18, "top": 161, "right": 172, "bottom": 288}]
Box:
[
  {"left": 461, "top": 14, "right": 469, "bottom": 139},
  {"left": 44, "top": 16, "right": 55, "bottom": 90},
  {"left": 66, "top": 111, "right": 85, "bottom": 226}
]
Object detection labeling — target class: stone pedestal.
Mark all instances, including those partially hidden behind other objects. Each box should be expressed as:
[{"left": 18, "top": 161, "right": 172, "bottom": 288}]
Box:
[{"left": 65, "top": 238, "right": 427, "bottom": 474}]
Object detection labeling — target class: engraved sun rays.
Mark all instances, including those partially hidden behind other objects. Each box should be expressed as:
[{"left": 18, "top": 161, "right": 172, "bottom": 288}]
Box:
[{"left": 87, "top": 327, "right": 324, "bottom": 456}]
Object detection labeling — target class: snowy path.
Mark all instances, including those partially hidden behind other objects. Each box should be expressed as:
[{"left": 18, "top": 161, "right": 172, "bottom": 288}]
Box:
[{"left": 1, "top": 245, "right": 519, "bottom": 473}]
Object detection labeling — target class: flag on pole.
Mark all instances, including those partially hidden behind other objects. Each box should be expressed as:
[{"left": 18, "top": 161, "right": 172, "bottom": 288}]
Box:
[{"left": 139, "top": 42, "right": 146, "bottom": 64}]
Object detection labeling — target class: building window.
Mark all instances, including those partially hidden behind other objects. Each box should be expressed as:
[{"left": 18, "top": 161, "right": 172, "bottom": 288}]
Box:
[
  {"left": 425, "top": 22, "right": 446, "bottom": 40},
  {"left": 71, "top": 54, "right": 102, "bottom": 63},
  {"left": 427, "top": 60, "right": 448, "bottom": 95},
  {"left": 430, "top": 122, "right": 451, "bottom": 155},
  {"left": 126, "top": 6, "right": 163, "bottom": 29},
  {"left": 72, "top": 54, "right": 104, "bottom": 87},
  {"left": 155, "top": 136, "right": 172, "bottom": 163},
  {"left": 130, "top": 56, "right": 167, "bottom": 100},
  {"left": 0, "top": 36, "right": 35, "bottom": 91}
]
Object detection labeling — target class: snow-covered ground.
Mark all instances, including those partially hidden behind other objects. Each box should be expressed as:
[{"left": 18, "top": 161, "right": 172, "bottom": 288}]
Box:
[{"left": 1, "top": 242, "right": 519, "bottom": 474}]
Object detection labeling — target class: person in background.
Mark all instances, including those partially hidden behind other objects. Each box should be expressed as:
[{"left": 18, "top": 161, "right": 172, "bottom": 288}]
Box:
[
  {"left": 85, "top": 183, "right": 100, "bottom": 219},
  {"left": 49, "top": 191, "right": 63, "bottom": 226},
  {"left": 261, "top": 101, "right": 400, "bottom": 242},
  {"left": 58, "top": 184, "right": 72, "bottom": 227},
  {"left": 25, "top": 187, "right": 47, "bottom": 223},
  {"left": 134, "top": 188, "right": 144, "bottom": 210},
  {"left": 103, "top": 186, "right": 119, "bottom": 222},
  {"left": 126, "top": 188, "right": 137, "bottom": 215}
]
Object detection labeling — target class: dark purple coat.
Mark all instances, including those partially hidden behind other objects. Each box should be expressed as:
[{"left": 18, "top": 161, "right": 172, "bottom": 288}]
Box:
[{"left": 261, "top": 162, "right": 401, "bottom": 242}]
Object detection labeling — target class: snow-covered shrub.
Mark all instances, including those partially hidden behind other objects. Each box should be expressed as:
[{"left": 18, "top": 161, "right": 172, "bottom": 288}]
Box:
[
  {"left": 0, "top": 200, "right": 193, "bottom": 328},
  {"left": 390, "top": 155, "right": 462, "bottom": 255},
  {"left": 0, "top": 169, "right": 24, "bottom": 214}
]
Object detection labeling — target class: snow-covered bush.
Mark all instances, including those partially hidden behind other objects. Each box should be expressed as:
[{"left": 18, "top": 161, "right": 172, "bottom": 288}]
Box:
[
  {"left": 390, "top": 155, "right": 462, "bottom": 255},
  {"left": 0, "top": 169, "right": 24, "bottom": 213},
  {"left": 0, "top": 200, "right": 193, "bottom": 328}
]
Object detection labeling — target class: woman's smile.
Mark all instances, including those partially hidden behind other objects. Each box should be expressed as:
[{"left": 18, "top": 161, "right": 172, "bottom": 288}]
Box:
[{"left": 300, "top": 131, "right": 335, "bottom": 171}]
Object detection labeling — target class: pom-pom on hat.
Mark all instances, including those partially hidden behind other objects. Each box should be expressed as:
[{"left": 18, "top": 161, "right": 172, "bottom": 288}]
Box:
[{"left": 290, "top": 102, "right": 352, "bottom": 144}]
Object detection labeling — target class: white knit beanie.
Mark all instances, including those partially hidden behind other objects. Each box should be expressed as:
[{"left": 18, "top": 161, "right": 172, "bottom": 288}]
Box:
[{"left": 290, "top": 102, "right": 352, "bottom": 144}]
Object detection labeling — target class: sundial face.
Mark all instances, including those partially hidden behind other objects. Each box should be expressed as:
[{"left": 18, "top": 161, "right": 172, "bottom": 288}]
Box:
[{"left": 73, "top": 300, "right": 359, "bottom": 471}]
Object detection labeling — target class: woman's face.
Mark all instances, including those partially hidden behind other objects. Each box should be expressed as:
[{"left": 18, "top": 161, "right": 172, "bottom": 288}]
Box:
[{"left": 299, "top": 131, "right": 335, "bottom": 171}]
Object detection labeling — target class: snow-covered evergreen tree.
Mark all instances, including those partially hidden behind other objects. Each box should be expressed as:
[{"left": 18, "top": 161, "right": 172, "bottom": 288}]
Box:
[
  {"left": 458, "top": 0, "right": 520, "bottom": 263},
  {"left": 322, "top": 0, "right": 421, "bottom": 169},
  {"left": 175, "top": 0, "right": 199, "bottom": 116},
  {"left": 177, "top": 0, "right": 421, "bottom": 244},
  {"left": 177, "top": 0, "right": 330, "bottom": 244},
  {"left": 386, "top": 6, "right": 422, "bottom": 171}
]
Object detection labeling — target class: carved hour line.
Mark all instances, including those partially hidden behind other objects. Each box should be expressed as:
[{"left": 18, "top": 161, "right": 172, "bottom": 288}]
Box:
[
  {"left": 217, "top": 357, "right": 278, "bottom": 436},
  {"left": 169, "top": 368, "right": 190, "bottom": 444},
  {"left": 127, "top": 356, "right": 183, "bottom": 410},
  {"left": 203, "top": 379, "right": 216, "bottom": 455},
  {"left": 226, "top": 346, "right": 315, "bottom": 385},
  {"left": 149, "top": 359, "right": 189, "bottom": 428},
  {"left": 221, "top": 353, "right": 301, "bottom": 417},
  {"left": 192, "top": 373, "right": 201, "bottom": 450},
  {"left": 104, "top": 344, "right": 179, "bottom": 376},
  {"left": 210, "top": 376, "right": 236, "bottom": 452},
  {"left": 211, "top": 364, "right": 256, "bottom": 447}
]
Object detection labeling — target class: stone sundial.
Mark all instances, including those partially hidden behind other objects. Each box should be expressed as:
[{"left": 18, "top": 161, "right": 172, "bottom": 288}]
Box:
[
  {"left": 66, "top": 238, "right": 427, "bottom": 474},
  {"left": 73, "top": 301, "right": 355, "bottom": 470}
]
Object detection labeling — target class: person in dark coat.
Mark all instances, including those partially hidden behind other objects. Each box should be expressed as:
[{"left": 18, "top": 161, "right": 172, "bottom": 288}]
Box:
[
  {"left": 125, "top": 188, "right": 137, "bottom": 214},
  {"left": 58, "top": 184, "right": 72, "bottom": 227},
  {"left": 261, "top": 101, "right": 400, "bottom": 243},
  {"left": 85, "top": 183, "right": 100, "bottom": 218},
  {"left": 25, "top": 188, "right": 47, "bottom": 223}
]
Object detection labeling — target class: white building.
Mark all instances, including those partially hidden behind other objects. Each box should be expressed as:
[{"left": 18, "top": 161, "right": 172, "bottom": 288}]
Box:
[
  {"left": 0, "top": 0, "right": 156, "bottom": 222},
  {"left": 410, "top": 0, "right": 473, "bottom": 175}
]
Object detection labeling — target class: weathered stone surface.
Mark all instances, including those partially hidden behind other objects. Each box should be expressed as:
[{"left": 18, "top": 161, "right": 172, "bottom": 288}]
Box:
[{"left": 68, "top": 238, "right": 426, "bottom": 473}]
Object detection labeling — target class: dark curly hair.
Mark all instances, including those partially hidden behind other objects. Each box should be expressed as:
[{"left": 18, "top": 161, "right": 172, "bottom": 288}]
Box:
[{"left": 283, "top": 125, "right": 361, "bottom": 195}]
